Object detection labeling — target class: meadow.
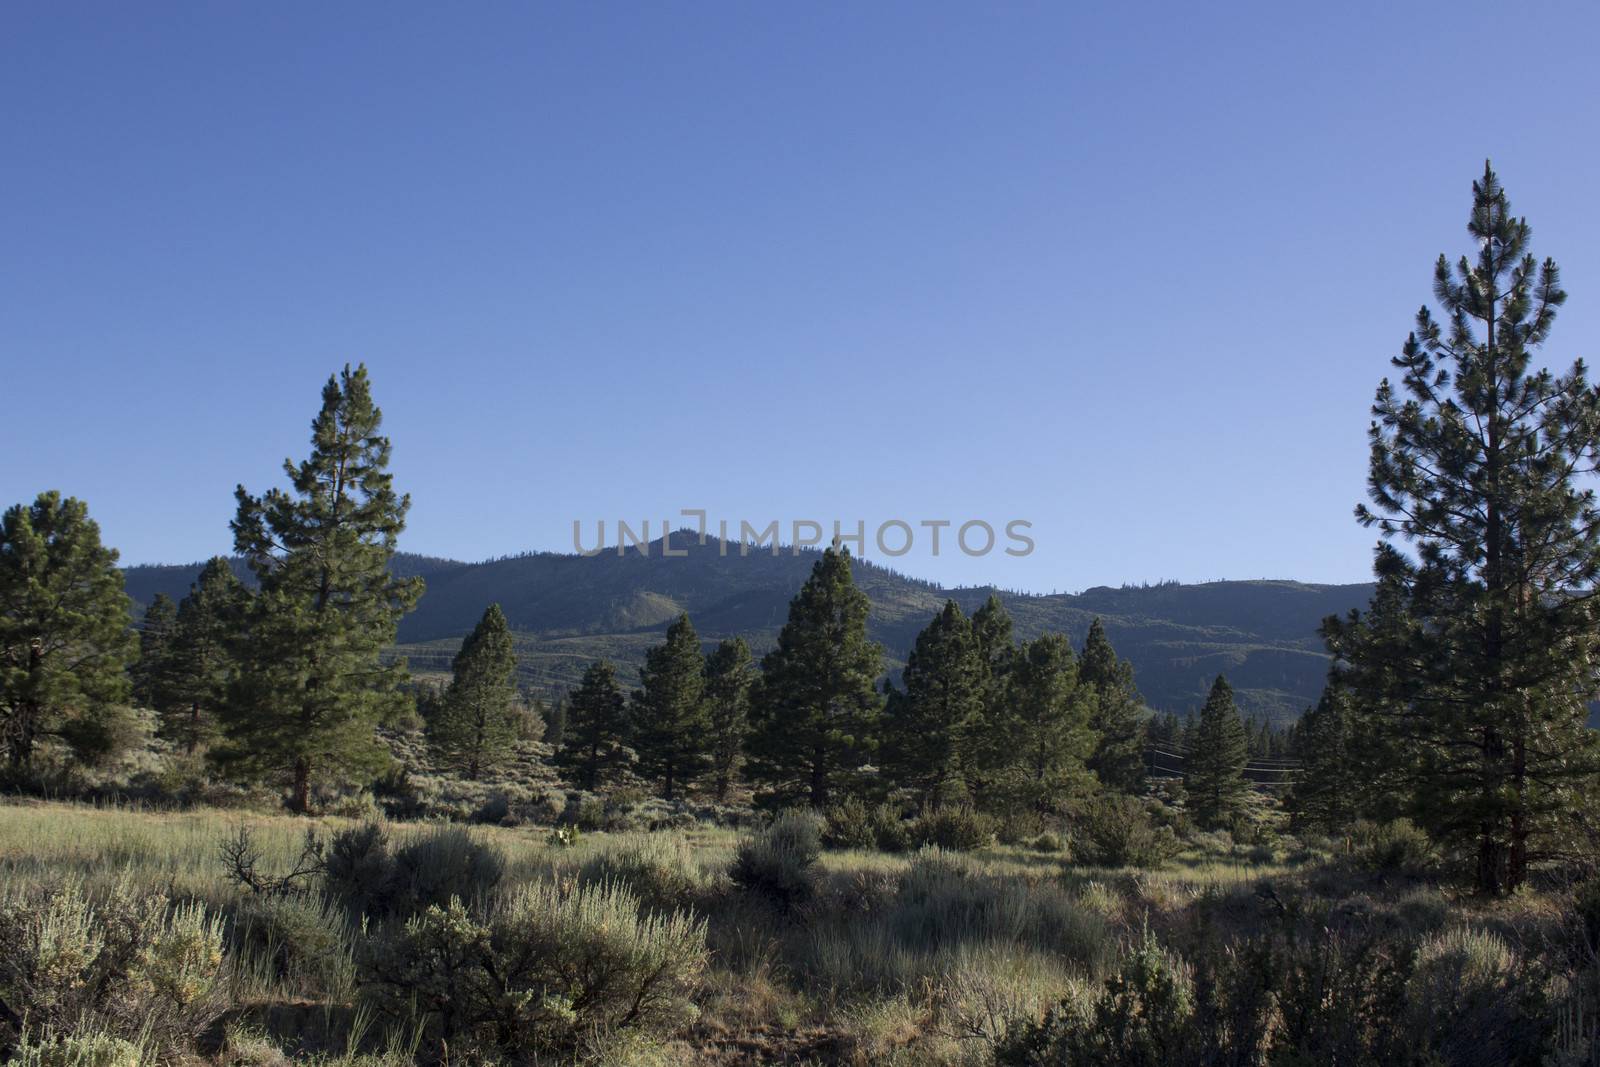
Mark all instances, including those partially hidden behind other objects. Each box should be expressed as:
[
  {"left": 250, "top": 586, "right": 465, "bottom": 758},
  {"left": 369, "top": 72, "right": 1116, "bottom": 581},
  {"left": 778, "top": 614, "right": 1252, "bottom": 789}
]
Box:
[{"left": 1, "top": 797, "right": 1592, "bottom": 1067}]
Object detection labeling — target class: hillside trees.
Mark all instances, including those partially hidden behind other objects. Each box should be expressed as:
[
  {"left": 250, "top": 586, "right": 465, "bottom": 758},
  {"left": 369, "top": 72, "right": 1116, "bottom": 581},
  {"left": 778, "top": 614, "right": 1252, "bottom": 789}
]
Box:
[
  {"left": 221, "top": 365, "right": 423, "bottom": 812},
  {"left": 631, "top": 613, "right": 710, "bottom": 799},
  {"left": 1079, "top": 617, "right": 1148, "bottom": 793},
  {"left": 557, "top": 660, "right": 629, "bottom": 790},
  {"left": 746, "top": 545, "right": 882, "bottom": 807},
  {"left": 1327, "top": 164, "right": 1600, "bottom": 892},
  {"left": 704, "top": 637, "right": 753, "bottom": 802},
  {"left": 882, "top": 600, "right": 983, "bottom": 808},
  {"left": 431, "top": 603, "right": 519, "bottom": 780},
  {"left": 132, "top": 594, "right": 179, "bottom": 710},
  {"left": 0, "top": 492, "right": 135, "bottom": 772},
  {"left": 1187, "top": 674, "right": 1250, "bottom": 829}
]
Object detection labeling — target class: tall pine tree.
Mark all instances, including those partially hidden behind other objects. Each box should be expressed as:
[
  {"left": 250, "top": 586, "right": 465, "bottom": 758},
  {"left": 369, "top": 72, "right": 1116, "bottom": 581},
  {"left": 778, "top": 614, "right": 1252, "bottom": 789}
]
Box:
[
  {"left": 431, "top": 603, "right": 519, "bottom": 780},
  {"left": 557, "top": 660, "right": 629, "bottom": 790},
  {"left": 161, "top": 558, "right": 246, "bottom": 754},
  {"left": 1078, "top": 618, "right": 1148, "bottom": 793},
  {"left": 1285, "top": 684, "right": 1359, "bottom": 834},
  {"left": 992, "top": 632, "right": 1095, "bottom": 814},
  {"left": 223, "top": 365, "right": 423, "bottom": 812},
  {"left": 0, "top": 492, "right": 135, "bottom": 772},
  {"left": 1186, "top": 675, "right": 1249, "bottom": 829},
  {"left": 133, "top": 594, "right": 179, "bottom": 711},
  {"left": 1327, "top": 164, "right": 1600, "bottom": 893},
  {"left": 704, "top": 637, "right": 753, "bottom": 802},
  {"left": 882, "top": 600, "right": 983, "bottom": 808},
  {"left": 747, "top": 544, "right": 882, "bottom": 807},
  {"left": 631, "top": 613, "right": 709, "bottom": 799}
]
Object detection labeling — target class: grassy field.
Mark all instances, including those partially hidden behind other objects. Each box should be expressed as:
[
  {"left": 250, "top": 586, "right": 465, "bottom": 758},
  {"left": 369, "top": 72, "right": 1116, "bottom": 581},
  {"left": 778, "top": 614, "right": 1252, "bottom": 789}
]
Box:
[{"left": 0, "top": 798, "right": 1591, "bottom": 1066}]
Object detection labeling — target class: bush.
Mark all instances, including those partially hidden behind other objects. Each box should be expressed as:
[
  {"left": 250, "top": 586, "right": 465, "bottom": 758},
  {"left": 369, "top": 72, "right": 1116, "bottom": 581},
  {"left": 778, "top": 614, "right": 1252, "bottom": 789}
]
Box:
[
  {"left": 577, "top": 835, "right": 709, "bottom": 915},
  {"left": 0, "top": 879, "right": 227, "bottom": 1056},
  {"left": 323, "top": 823, "right": 505, "bottom": 920},
  {"left": 1074, "top": 795, "right": 1181, "bottom": 868},
  {"left": 822, "top": 799, "right": 910, "bottom": 853},
  {"left": 232, "top": 892, "right": 356, "bottom": 998},
  {"left": 1351, "top": 818, "right": 1437, "bottom": 876},
  {"left": 1405, "top": 927, "right": 1544, "bottom": 1066},
  {"left": 5, "top": 1032, "right": 148, "bottom": 1067},
  {"left": 731, "top": 811, "right": 822, "bottom": 909},
  {"left": 909, "top": 805, "right": 996, "bottom": 852},
  {"left": 996, "top": 925, "right": 1192, "bottom": 1066},
  {"left": 1026, "top": 831, "right": 1066, "bottom": 854},
  {"left": 821, "top": 798, "right": 876, "bottom": 850},
  {"left": 365, "top": 882, "right": 706, "bottom": 1057}
]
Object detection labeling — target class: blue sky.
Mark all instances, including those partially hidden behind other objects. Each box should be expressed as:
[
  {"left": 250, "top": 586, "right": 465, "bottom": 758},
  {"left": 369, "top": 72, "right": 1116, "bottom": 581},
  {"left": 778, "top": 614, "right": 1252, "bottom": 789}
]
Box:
[{"left": 4, "top": 2, "right": 1598, "bottom": 592}]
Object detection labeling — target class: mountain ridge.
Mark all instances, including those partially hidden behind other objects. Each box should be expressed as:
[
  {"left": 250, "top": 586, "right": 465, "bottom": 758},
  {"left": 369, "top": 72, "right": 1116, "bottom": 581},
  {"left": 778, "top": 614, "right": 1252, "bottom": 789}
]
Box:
[{"left": 121, "top": 534, "right": 1373, "bottom": 724}]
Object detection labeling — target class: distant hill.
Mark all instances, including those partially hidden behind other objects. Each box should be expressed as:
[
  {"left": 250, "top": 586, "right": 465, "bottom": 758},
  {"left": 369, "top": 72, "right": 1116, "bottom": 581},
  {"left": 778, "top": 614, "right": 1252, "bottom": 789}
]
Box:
[{"left": 122, "top": 534, "right": 1374, "bottom": 724}]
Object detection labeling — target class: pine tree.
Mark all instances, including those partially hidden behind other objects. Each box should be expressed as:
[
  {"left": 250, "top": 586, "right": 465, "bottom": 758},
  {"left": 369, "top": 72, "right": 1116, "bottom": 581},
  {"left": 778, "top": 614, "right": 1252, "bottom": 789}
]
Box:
[
  {"left": 631, "top": 613, "right": 709, "bottom": 799},
  {"left": 557, "top": 660, "right": 628, "bottom": 790},
  {"left": 704, "top": 637, "right": 753, "bottom": 802},
  {"left": 882, "top": 600, "right": 983, "bottom": 807},
  {"left": 133, "top": 594, "right": 179, "bottom": 710},
  {"left": 992, "top": 633, "right": 1095, "bottom": 813},
  {"left": 1327, "top": 164, "right": 1600, "bottom": 893},
  {"left": 0, "top": 492, "right": 136, "bottom": 771},
  {"left": 431, "top": 603, "right": 519, "bottom": 780},
  {"left": 161, "top": 558, "right": 246, "bottom": 754},
  {"left": 222, "top": 365, "right": 423, "bottom": 812},
  {"left": 1285, "top": 685, "right": 1359, "bottom": 834},
  {"left": 1078, "top": 617, "right": 1148, "bottom": 793},
  {"left": 1186, "top": 675, "right": 1249, "bottom": 829},
  {"left": 543, "top": 692, "right": 568, "bottom": 751},
  {"left": 747, "top": 545, "right": 882, "bottom": 807}
]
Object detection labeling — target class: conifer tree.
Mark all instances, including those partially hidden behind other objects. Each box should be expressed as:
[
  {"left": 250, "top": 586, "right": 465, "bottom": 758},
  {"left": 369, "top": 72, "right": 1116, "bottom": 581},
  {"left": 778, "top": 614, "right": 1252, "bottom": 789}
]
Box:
[
  {"left": 992, "top": 633, "right": 1095, "bottom": 813},
  {"left": 544, "top": 692, "right": 568, "bottom": 751},
  {"left": 161, "top": 558, "right": 246, "bottom": 754},
  {"left": 557, "top": 660, "right": 629, "bottom": 790},
  {"left": 0, "top": 492, "right": 136, "bottom": 772},
  {"left": 222, "top": 365, "right": 423, "bottom": 812},
  {"left": 631, "top": 613, "right": 709, "bottom": 799},
  {"left": 1078, "top": 617, "right": 1148, "bottom": 793},
  {"left": 704, "top": 637, "right": 753, "bottom": 802},
  {"left": 133, "top": 594, "right": 179, "bottom": 710},
  {"left": 1285, "top": 685, "right": 1359, "bottom": 834},
  {"left": 1186, "top": 675, "right": 1250, "bottom": 829},
  {"left": 882, "top": 600, "right": 983, "bottom": 807},
  {"left": 431, "top": 603, "right": 519, "bottom": 780},
  {"left": 747, "top": 545, "right": 882, "bottom": 807},
  {"left": 1327, "top": 164, "right": 1600, "bottom": 892}
]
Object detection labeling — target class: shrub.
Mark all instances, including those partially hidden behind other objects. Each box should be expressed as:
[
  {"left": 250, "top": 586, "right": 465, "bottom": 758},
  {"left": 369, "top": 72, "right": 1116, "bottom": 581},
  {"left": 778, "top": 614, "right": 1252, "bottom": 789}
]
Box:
[
  {"left": 821, "top": 798, "right": 876, "bottom": 850},
  {"left": 1074, "top": 795, "right": 1181, "bottom": 868},
  {"left": 1351, "top": 818, "right": 1437, "bottom": 876},
  {"left": 323, "top": 823, "right": 505, "bottom": 920},
  {"left": 5, "top": 1032, "right": 148, "bottom": 1067},
  {"left": 1026, "top": 831, "right": 1065, "bottom": 854},
  {"left": 731, "top": 811, "right": 822, "bottom": 909},
  {"left": 232, "top": 892, "right": 356, "bottom": 998},
  {"left": 0, "top": 879, "right": 227, "bottom": 1056},
  {"left": 323, "top": 822, "right": 392, "bottom": 915},
  {"left": 577, "top": 835, "right": 708, "bottom": 915},
  {"left": 996, "top": 925, "right": 1193, "bottom": 1066},
  {"left": 1405, "top": 927, "right": 1544, "bottom": 1066},
  {"left": 365, "top": 882, "right": 706, "bottom": 1057},
  {"left": 909, "top": 805, "right": 996, "bottom": 852}
]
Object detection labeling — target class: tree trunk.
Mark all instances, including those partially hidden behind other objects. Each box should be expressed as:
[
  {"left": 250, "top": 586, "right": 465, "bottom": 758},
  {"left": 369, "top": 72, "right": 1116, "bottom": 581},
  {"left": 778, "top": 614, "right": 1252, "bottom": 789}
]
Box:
[{"left": 292, "top": 756, "right": 312, "bottom": 814}]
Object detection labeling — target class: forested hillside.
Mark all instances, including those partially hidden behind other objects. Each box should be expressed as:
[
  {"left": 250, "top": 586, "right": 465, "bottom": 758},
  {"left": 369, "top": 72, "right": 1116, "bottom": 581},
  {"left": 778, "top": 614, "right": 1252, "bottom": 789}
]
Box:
[{"left": 124, "top": 535, "right": 1370, "bottom": 722}]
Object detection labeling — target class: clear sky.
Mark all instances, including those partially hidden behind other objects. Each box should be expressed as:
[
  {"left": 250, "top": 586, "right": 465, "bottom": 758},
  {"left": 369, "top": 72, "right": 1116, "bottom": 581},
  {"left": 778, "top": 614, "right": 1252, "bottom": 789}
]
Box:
[{"left": 4, "top": 2, "right": 1598, "bottom": 592}]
